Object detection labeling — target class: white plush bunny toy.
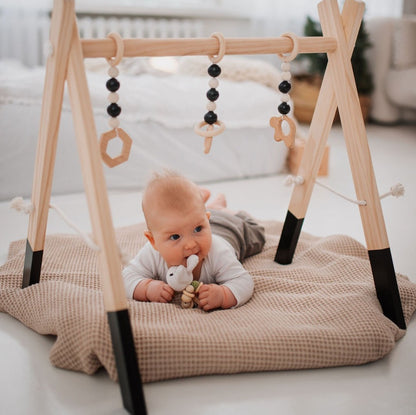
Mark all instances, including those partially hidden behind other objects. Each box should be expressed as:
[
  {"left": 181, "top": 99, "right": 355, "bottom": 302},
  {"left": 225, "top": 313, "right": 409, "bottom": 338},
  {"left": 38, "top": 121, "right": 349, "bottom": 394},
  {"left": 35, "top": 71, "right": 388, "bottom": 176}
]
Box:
[{"left": 166, "top": 254, "right": 199, "bottom": 291}]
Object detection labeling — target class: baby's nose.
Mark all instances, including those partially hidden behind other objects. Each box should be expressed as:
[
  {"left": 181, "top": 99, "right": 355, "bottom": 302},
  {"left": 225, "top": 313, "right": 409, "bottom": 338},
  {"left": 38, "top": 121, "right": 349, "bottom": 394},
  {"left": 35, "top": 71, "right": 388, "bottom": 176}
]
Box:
[{"left": 184, "top": 237, "right": 197, "bottom": 251}]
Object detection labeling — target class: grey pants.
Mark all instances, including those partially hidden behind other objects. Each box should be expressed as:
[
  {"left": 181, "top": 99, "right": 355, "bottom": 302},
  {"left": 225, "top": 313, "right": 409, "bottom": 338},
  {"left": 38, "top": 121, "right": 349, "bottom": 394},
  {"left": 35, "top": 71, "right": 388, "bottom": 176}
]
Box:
[{"left": 209, "top": 210, "right": 266, "bottom": 261}]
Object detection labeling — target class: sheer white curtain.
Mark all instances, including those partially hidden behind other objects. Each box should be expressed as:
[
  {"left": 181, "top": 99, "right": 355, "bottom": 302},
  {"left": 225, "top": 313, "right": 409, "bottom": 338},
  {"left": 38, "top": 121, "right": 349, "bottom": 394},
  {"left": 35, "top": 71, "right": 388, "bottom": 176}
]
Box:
[
  {"left": 246, "top": 0, "right": 404, "bottom": 37},
  {"left": 0, "top": 0, "right": 404, "bottom": 67},
  {"left": 242, "top": 0, "right": 403, "bottom": 66}
]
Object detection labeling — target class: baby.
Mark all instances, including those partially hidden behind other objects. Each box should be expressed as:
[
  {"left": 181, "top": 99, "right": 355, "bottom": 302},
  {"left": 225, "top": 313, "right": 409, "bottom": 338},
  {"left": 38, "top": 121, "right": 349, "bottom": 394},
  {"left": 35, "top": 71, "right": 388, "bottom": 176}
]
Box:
[{"left": 122, "top": 170, "right": 265, "bottom": 310}]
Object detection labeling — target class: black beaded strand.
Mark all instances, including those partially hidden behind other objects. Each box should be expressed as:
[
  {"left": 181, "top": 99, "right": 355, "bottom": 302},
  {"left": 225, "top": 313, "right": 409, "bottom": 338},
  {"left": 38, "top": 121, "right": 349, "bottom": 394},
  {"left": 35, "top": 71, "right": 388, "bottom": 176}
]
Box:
[
  {"left": 106, "top": 67, "right": 122, "bottom": 125},
  {"left": 277, "top": 62, "right": 292, "bottom": 116},
  {"left": 269, "top": 32, "right": 298, "bottom": 148},
  {"left": 194, "top": 32, "right": 226, "bottom": 154},
  {"left": 204, "top": 63, "right": 221, "bottom": 125},
  {"left": 99, "top": 32, "right": 133, "bottom": 168}
]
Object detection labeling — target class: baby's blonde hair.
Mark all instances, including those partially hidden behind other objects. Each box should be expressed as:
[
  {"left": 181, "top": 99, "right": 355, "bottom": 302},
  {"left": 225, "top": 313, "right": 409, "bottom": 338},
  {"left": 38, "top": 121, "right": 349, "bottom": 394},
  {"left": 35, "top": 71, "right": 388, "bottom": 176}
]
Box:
[{"left": 142, "top": 170, "right": 204, "bottom": 229}]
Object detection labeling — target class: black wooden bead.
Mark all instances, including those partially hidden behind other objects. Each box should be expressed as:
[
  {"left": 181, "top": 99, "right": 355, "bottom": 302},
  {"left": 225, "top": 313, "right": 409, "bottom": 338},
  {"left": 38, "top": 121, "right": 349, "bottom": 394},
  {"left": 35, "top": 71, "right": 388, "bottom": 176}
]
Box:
[
  {"left": 208, "top": 64, "right": 221, "bottom": 77},
  {"left": 278, "top": 80, "right": 291, "bottom": 94},
  {"left": 204, "top": 111, "right": 217, "bottom": 124},
  {"left": 107, "top": 103, "right": 121, "bottom": 117},
  {"left": 278, "top": 102, "right": 290, "bottom": 115},
  {"left": 106, "top": 78, "right": 120, "bottom": 92},
  {"left": 206, "top": 88, "right": 219, "bottom": 101}
]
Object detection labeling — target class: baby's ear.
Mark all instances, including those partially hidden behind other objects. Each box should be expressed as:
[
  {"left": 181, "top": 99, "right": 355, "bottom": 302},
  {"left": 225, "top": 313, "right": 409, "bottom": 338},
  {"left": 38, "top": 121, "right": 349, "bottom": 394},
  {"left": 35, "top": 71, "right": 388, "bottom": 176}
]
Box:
[{"left": 144, "top": 230, "right": 156, "bottom": 248}]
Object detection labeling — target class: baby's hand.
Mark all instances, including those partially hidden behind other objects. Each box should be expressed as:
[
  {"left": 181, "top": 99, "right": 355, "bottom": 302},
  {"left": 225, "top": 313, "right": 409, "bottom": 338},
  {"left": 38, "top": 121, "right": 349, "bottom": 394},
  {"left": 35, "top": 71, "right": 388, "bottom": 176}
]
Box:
[
  {"left": 198, "top": 284, "right": 238, "bottom": 310},
  {"left": 145, "top": 280, "right": 174, "bottom": 303},
  {"left": 198, "top": 284, "right": 224, "bottom": 311}
]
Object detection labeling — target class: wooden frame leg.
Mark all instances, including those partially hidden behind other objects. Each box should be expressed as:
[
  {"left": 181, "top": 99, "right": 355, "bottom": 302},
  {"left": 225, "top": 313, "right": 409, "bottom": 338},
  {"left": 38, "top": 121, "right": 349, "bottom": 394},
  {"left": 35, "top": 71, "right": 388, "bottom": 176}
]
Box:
[
  {"left": 275, "top": 0, "right": 364, "bottom": 265},
  {"left": 23, "top": 0, "right": 75, "bottom": 287},
  {"left": 318, "top": 0, "right": 405, "bottom": 329},
  {"left": 66, "top": 16, "right": 147, "bottom": 414}
]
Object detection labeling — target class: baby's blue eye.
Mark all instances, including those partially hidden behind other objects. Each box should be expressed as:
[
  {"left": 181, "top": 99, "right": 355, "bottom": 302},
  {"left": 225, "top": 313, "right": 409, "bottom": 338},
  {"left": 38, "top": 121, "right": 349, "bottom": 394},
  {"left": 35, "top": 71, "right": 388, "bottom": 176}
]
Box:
[
  {"left": 169, "top": 234, "right": 180, "bottom": 241},
  {"left": 194, "top": 226, "right": 202, "bottom": 233}
]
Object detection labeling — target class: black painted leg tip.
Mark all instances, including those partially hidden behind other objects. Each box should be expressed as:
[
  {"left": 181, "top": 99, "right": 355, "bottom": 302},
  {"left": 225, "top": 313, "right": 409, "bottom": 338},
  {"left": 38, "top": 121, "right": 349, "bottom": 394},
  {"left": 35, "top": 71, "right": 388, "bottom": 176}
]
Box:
[
  {"left": 22, "top": 239, "right": 43, "bottom": 288},
  {"left": 275, "top": 255, "right": 293, "bottom": 265},
  {"left": 108, "top": 309, "right": 147, "bottom": 414},
  {"left": 275, "top": 210, "right": 304, "bottom": 265},
  {"left": 368, "top": 248, "right": 406, "bottom": 329}
]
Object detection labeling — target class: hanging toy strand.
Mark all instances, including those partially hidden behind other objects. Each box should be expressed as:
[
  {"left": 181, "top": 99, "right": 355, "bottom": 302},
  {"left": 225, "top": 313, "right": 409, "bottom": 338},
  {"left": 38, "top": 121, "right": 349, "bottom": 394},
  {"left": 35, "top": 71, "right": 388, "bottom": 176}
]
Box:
[
  {"left": 194, "top": 32, "right": 226, "bottom": 154},
  {"left": 99, "top": 32, "right": 132, "bottom": 168},
  {"left": 270, "top": 32, "right": 298, "bottom": 149}
]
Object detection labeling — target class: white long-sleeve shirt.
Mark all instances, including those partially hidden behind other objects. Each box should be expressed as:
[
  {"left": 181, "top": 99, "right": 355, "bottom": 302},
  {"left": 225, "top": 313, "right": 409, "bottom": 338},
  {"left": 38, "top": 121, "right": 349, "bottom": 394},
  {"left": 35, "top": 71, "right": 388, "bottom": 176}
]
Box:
[{"left": 122, "top": 235, "right": 254, "bottom": 307}]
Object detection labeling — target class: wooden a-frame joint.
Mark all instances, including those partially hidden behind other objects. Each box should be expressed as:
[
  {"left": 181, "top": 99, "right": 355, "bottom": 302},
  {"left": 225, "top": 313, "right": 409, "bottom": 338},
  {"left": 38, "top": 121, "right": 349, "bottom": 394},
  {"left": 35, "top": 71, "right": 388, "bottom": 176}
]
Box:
[
  {"left": 318, "top": 0, "right": 389, "bottom": 251},
  {"left": 286, "top": 0, "right": 365, "bottom": 221}
]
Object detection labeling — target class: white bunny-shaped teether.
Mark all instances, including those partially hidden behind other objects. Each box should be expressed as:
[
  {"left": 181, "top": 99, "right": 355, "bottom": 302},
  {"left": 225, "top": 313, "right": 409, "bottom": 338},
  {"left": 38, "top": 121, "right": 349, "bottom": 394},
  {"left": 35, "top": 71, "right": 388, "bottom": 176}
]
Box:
[{"left": 166, "top": 254, "right": 199, "bottom": 291}]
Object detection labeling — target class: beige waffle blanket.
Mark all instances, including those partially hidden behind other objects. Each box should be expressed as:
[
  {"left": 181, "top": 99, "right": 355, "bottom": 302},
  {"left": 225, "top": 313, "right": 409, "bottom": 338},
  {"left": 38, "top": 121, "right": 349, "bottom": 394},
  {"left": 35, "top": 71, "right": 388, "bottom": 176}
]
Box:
[{"left": 1, "top": 221, "right": 415, "bottom": 383}]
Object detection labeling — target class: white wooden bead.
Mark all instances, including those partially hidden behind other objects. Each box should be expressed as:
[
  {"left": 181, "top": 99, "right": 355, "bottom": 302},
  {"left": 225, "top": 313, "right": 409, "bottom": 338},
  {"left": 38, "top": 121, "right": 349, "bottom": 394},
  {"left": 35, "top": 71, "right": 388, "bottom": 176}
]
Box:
[
  {"left": 281, "top": 62, "right": 291, "bottom": 72},
  {"left": 107, "top": 92, "right": 119, "bottom": 103},
  {"left": 281, "top": 71, "right": 292, "bottom": 81},
  {"left": 108, "top": 117, "right": 120, "bottom": 129},
  {"left": 185, "top": 285, "right": 195, "bottom": 293},
  {"left": 206, "top": 101, "right": 216, "bottom": 111},
  {"left": 108, "top": 66, "right": 119, "bottom": 77},
  {"left": 209, "top": 77, "right": 219, "bottom": 88},
  {"left": 280, "top": 93, "right": 290, "bottom": 102}
]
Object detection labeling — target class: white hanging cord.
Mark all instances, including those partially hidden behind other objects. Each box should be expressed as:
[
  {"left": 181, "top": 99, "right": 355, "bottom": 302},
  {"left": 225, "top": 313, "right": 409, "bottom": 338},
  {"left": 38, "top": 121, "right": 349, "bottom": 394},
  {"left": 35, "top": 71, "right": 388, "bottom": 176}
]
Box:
[
  {"left": 10, "top": 197, "right": 131, "bottom": 265},
  {"left": 314, "top": 180, "right": 367, "bottom": 206},
  {"left": 284, "top": 176, "right": 405, "bottom": 206},
  {"left": 10, "top": 197, "right": 100, "bottom": 251},
  {"left": 285, "top": 175, "right": 365, "bottom": 205},
  {"left": 49, "top": 202, "right": 100, "bottom": 252}
]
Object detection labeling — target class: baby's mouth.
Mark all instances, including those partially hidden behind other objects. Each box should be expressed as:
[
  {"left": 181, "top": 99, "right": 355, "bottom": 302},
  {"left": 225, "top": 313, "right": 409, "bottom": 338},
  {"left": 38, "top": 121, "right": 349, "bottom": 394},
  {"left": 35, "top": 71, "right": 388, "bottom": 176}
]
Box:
[{"left": 185, "top": 252, "right": 199, "bottom": 260}]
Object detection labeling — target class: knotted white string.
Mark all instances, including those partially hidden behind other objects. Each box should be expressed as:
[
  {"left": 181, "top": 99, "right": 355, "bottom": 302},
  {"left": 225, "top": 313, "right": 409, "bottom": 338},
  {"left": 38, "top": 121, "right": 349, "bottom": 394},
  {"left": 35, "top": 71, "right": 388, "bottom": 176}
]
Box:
[
  {"left": 284, "top": 175, "right": 305, "bottom": 186},
  {"left": 379, "top": 183, "right": 405, "bottom": 199},
  {"left": 10, "top": 197, "right": 130, "bottom": 265},
  {"left": 10, "top": 196, "right": 34, "bottom": 214}
]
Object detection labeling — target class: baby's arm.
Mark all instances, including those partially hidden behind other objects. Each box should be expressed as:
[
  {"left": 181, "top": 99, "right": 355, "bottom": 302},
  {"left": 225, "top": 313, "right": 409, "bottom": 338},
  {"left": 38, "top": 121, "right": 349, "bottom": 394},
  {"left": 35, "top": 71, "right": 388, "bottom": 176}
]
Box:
[
  {"left": 197, "top": 237, "right": 254, "bottom": 310},
  {"left": 198, "top": 284, "right": 237, "bottom": 311},
  {"left": 133, "top": 279, "right": 174, "bottom": 303},
  {"left": 123, "top": 242, "right": 174, "bottom": 303}
]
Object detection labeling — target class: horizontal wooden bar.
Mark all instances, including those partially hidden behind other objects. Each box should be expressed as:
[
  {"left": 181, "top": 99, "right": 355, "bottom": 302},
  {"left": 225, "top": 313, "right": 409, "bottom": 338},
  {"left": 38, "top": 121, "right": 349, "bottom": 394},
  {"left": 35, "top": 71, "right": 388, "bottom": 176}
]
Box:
[{"left": 81, "top": 36, "right": 337, "bottom": 58}]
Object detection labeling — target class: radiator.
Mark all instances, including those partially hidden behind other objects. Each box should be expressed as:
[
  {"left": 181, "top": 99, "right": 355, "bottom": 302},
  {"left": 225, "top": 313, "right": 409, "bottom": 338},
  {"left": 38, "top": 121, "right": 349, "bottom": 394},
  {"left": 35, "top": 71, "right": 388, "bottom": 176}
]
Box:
[
  {"left": 0, "top": 8, "right": 204, "bottom": 67},
  {"left": 77, "top": 15, "right": 204, "bottom": 39}
]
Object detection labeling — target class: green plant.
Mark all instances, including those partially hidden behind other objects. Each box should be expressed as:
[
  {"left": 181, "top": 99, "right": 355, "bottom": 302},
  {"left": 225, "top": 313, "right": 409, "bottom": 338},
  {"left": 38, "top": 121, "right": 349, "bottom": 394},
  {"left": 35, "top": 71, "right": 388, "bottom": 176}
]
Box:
[{"left": 300, "top": 16, "right": 374, "bottom": 95}]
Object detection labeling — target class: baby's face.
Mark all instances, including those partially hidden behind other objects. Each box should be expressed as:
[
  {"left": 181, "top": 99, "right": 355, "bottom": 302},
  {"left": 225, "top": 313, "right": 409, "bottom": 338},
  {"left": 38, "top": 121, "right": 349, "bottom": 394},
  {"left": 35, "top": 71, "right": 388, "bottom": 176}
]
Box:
[{"left": 147, "top": 203, "right": 212, "bottom": 268}]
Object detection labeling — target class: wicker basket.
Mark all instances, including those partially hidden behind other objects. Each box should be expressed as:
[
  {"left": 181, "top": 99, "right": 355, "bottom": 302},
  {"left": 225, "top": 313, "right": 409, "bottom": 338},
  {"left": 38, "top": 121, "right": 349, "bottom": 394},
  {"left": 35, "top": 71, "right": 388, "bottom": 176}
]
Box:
[
  {"left": 292, "top": 75, "right": 321, "bottom": 124},
  {"left": 292, "top": 75, "right": 371, "bottom": 124}
]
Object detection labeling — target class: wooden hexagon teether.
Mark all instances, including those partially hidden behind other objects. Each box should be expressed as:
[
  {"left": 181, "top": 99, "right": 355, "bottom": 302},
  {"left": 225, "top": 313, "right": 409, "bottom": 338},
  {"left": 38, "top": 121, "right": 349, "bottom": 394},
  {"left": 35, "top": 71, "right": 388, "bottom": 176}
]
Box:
[{"left": 99, "top": 127, "right": 132, "bottom": 167}]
